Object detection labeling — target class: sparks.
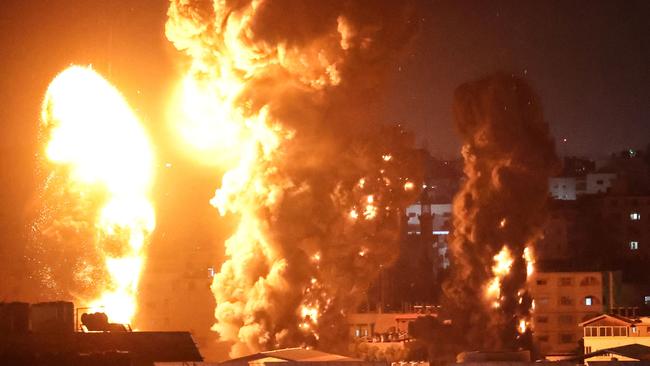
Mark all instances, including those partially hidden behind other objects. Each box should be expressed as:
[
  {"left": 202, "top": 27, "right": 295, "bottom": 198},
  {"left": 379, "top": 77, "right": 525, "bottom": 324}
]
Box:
[{"left": 41, "top": 65, "right": 156, "bottom": 325}]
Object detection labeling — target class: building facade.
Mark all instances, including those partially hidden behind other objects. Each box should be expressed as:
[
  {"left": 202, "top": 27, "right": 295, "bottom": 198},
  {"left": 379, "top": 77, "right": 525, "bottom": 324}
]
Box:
[
  {"left": 529, "top": 271, "right": 618, "bottom": 355},
  {"left": 580, "top": 314, "right": 650, "bottom": 363}
]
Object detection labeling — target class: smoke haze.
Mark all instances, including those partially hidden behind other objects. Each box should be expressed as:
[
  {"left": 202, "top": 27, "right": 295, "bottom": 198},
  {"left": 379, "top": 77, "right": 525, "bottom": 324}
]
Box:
[
  {"left": 166, "top": 0, "right": 422, "bottom": 357},
  {"left": 444, "top": 73, "right": 559, "bottom": 350}
]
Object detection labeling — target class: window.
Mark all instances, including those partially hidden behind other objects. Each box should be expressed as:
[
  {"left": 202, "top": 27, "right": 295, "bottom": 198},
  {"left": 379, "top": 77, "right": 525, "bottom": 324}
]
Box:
[
  {"left": 559, "top": 277, "right": 573, "bottom": 286},
  {"left": 630, "top": 241, "right": 639, "bottom": 250},
  {"left": 585, "top": 346, "right": 592, "bottom": 354},
  {"left": 537, "top": 297, "right": 550, "bottom": 305},
  {"left": 538, "top": 335, "right": 549, "bottom": 342},
  {"left": 559, "top": 315, "right": 574, "bottom": 324},
  {"left": 630, "top": 213, "right": 641, "bottom": 220},
  {"left": 596, "top": 180, "right": 604, "bottom": 185},
  {"left": 585, "top": 296, "right": 594, "bottom": 306},
  {"left": 536, "top": 279, "right": 547, "bottom": 285},
  {"left": 645, "top": 296, "right": 650, "bottom": 305},
  {"left": 560, "top": 296, "right": 573, "bottom": 306},
  {"left": 580, "top": 276, "right": 599, "bottom": 286},
  {"left": 560, "top": 334, "right": 574, "bottom": 343},
  {"left": 536, "top": 316, "right": 549, "bottom": 324}
]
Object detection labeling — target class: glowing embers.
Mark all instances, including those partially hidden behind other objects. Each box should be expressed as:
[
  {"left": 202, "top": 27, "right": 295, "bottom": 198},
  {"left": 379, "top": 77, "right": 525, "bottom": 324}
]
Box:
[{"left": 41, "top": 65, "right": 156, "bottom": 325}]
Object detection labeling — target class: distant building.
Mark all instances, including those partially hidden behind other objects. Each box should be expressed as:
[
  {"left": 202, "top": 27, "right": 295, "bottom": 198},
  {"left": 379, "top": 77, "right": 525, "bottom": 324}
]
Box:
[
  {"left": 549, "top": 177, "right": 578, "bottom": 200},
  {"left": 580, "top": 314, "right": 650, "bottom": 363},
  {"left": 529, "top": 271, "right": 619, "bottom": 355},
  {"left": 549, "top": 173, "right": 617, "bottom": 201},
  {"left": 586, "top": 174, "right": 618, "bottom": 195},
  {"left": 599, "top": 196, "right": 650, "bottom": 260},
  {"left": 405, "top": 203, "right": 452, "bottom": 268}
]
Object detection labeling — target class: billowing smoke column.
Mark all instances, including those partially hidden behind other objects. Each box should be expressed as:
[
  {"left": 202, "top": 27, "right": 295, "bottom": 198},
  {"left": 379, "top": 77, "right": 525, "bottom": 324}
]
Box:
[
  {"left": 165, "top": 0, "right": 420, "bottom": 357},
  {"left": 444, "top": 73, "right": 558, "bottom": 351}
]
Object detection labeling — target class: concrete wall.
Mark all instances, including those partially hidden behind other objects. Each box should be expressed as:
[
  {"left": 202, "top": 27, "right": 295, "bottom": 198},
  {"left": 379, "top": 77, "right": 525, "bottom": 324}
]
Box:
[{"left": 529, "top": 271, "right": 608, "bottom": 355}]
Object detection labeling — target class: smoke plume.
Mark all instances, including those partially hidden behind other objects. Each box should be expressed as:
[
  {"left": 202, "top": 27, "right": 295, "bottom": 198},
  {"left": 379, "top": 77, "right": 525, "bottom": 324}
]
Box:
[
  {"left": 444, "top": 73, "right": 559, "bottom": 351},
  {"left": 166, "top": 0, "right": 421, "bottom": 357}
]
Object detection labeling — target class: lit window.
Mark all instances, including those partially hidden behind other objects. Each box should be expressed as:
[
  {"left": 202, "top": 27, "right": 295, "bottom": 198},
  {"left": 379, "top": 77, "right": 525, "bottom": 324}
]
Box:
[
  {"left": 645, "top": 296, "right": 650, "bottom": 305},
  {"left": 631, "top": 213, "right": 641, "bottom": 220},
  {"left": 630, "top": 241, "right": 639, "bottom": 250},
  {"left": 585, "top": 296, "right": 594, "bottom": 306}
]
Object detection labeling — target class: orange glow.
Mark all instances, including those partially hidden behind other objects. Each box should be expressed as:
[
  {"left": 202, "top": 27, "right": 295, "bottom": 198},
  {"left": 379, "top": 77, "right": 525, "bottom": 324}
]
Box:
[
  {"left": 518, "top": 319, "right": 527, "bottom": 334},
  {"left": 523, "top": 246, "right": 535, "bottom": 277},
  {"left": 41, "top": 66, "right": 155, "bottom": 325},
  {"left": 485, "top": 245, "right": 514, "bottom": 306},
  {"left": 403, "top": 181, "right": 415, "bottom": 191}
]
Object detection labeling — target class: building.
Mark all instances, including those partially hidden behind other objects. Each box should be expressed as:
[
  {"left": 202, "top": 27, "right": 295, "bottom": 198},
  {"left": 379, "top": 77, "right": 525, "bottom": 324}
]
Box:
[
  {"left": 405, "top": 203, "right": 452, "bottom": 268},
  {"left": 580, "top": 314, "right": 650, "bottom": 363},
  {"left": 529, "top": 271, "right": 619, "bottom": 355},
  {"left": 347, "top": 309, "right": 436, "bottom": 341},
  {"left": 0, "top": 301, "right": 203, "bottom": 365},
  {"left": 549, "top": 174, "right": 617, "bottom": 201},
  {"left": 583, "top": 343, "right": 650, "bottom": 364},
  {"left": 599, "top": 196, "right": 650, "bottom": 261},
  {"left": 549, "top": 177, "right": 578, "bottom": 200},
  {"left": 220, "top": 348, "right": 385, "bottom": 366}
]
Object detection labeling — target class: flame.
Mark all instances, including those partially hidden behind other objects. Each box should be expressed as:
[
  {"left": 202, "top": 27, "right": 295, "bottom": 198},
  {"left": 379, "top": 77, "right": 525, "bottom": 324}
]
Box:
[
  {"left": 485, "top": 245, "right": 513, "bottom": 306},
  {"left": 403, "top": 181, "right": 415, "bottom": 191},
  {"left": 518, "top": 319, "right": 527, "bottom": 334},
  {"left": 41, "top": 65, "right": 155, "bottom": 325},
  {"left": 523, "top": 246, "right": 534, "bottom": 277}
]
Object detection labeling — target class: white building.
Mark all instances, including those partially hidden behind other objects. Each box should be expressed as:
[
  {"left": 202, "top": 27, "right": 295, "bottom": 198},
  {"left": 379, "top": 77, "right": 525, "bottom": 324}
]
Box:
[
  {"left": 586, "top": 173, "right": 617, "bottom": 195},
  {"left": 549, "top": 177, "right": 578, "bottom": 200},
  {"left": 580, "top": 314, "right": 650, "bottom": 363},
  {"left": 548, "top": 173, "right": 617, "bottom": 200}
]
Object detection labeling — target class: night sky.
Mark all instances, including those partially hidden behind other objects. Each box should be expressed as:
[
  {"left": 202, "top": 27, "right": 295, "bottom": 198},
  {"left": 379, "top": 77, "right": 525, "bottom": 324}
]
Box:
[
  {"left": 0, "top": 0, "right": 648, "bottom": 295},
  {"left": 0, "top": 1, "right": 648, "bottom": 158}
]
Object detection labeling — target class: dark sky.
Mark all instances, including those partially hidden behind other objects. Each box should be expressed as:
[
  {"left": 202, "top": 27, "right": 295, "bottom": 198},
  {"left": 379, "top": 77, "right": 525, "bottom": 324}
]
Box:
[
  {"left": 0, "top": 0, "right": 647, "bottom": 295},
  {"left": 384, "top": 0, "right": 649, "bottom": 158},
  {"left": 0, "top": 0, "right": 648, "bottom": 158}
]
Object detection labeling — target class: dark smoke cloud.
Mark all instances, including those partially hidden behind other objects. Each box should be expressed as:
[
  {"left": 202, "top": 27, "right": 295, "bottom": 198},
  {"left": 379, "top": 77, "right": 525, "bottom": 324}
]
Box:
[
  {"left": 444, "top": 73, "right": 559, "bottom": 351},
  {"left": 166, "top": 0, "right": 423, "bottom": 356}
]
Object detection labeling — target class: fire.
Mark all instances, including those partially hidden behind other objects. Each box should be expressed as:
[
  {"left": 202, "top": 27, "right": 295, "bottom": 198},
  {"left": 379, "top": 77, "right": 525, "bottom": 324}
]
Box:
[
  {"left": 164, "top": 0, "right": 419, "bottom": 355},
  {"left": 523, "top": 246, "right": 535, "bottom": 277},
  {"left": 41, "top": 66, "right": 156, "bottom": 325},
  {"left": 363, "top": 195, "right": 378, "bottom": 219},
  {"left": 518, "top": 319, "right": 527, "bottom": 334},
  {"left": 485, "top": 245, "right": 514, "bottom": 306}
]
